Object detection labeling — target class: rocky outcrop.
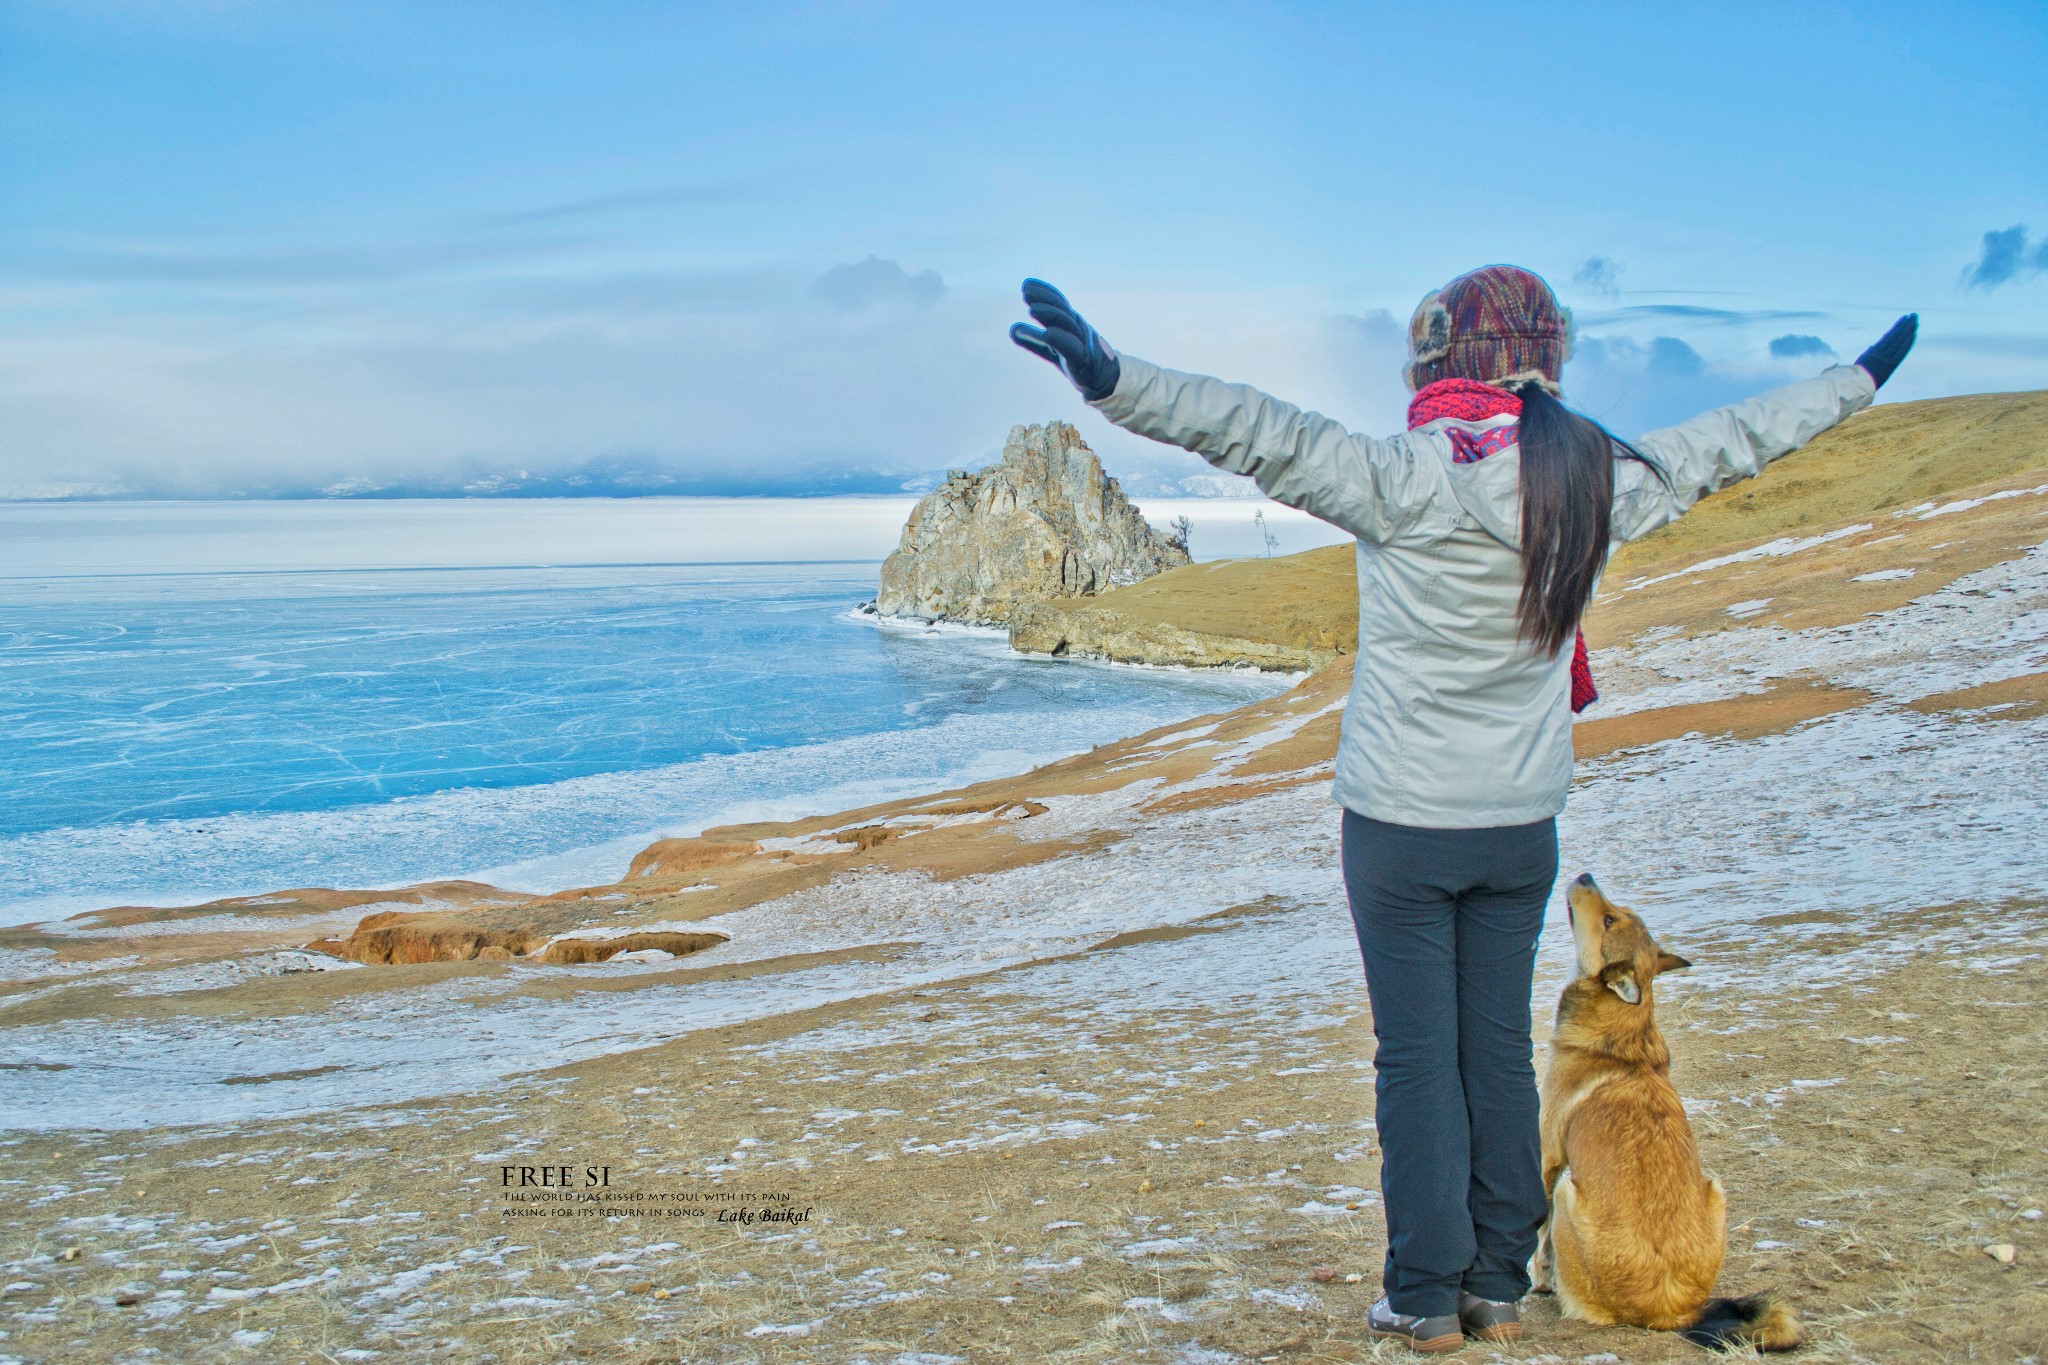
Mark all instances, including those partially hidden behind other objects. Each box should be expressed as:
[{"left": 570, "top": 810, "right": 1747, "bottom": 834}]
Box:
[{"left": 875, "top": 422, "right": 1190, "bottom": 624}]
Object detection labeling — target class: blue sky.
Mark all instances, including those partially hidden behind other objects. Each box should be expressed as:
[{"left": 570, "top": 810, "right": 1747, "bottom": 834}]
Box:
[{"left": 1, "top": 1, "right": 2044, "bottom": 497}]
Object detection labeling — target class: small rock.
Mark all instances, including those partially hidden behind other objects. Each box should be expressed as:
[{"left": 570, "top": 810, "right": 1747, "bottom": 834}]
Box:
[
  {"left": 1310, "top": 1266, "right": 1336, "bottom": 1282},
  {"left": 57, "top": 1248, "right": 80, "bottom": 1262},
  {"left": 1193, "top": 1119, "right": 1206, "bottom": 1128},
  {"left": 113, "top": 1289, "right": 146, "bottom": 1306},
  {"left": 1344, "top": 1202, "right": 1361, "bottom": 1211},
  {"left": 917, "top": 1010, "right": 940, "bottom": 1023},
  {"left": 1343, "top": 1272, "right": 1364, "bottom": 1284},
  {"left": 1138, "top": 1179, "right": 1154, "bottom": 1193},
  {"left": 1986, "top": 1243, "right": 2018, "bottom": 1265},
  {"left": 2023, "top": 1209, "right": 2044, "bottom": 1221},
  {"left": 628, "top": 1281, "right": 652, "bottom": 1294},
  {"left": 652, "top": 1287, "right": 672, "bottom": 1299}
]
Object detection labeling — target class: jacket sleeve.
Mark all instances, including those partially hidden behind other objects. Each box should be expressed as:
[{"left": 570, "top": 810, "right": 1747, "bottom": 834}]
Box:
[
  {"left": 1612, "top": 363, "right": 1876, "bottom": 544},
  {"left": 1089, "top": 353, "right": 1446, "bottom": 545}
]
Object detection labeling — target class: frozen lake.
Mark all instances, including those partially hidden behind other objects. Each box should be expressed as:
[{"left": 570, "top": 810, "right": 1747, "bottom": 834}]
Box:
[{"left": 0, "top": 497, "right": 1343, "bottom": 925}]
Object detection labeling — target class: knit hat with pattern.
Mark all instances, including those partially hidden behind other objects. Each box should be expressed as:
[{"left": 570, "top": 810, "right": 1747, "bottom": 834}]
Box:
[{"left": 1403, "top": 264, "right": 1574, "bottom": 397}]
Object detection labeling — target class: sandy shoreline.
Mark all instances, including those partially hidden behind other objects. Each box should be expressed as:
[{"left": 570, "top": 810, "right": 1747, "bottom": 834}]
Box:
[{"left": 3, "top": 391, "right": 2047, "bottom": 1361}]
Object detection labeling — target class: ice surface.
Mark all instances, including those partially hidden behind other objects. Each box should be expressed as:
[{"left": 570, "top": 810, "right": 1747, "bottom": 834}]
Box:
[{"left": 2, "top": 534, "right": 1287, "bottom": 923}]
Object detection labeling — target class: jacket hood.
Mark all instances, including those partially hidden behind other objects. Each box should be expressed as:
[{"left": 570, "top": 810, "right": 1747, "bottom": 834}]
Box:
[{"left": 1425, "top": 423, "right": 1524, "bottom": 551}]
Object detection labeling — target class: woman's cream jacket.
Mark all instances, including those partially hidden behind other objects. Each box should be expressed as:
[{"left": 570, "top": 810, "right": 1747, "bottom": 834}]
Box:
[{"left": 1088, "top": 357, "right": 1876, "bottom": 828}]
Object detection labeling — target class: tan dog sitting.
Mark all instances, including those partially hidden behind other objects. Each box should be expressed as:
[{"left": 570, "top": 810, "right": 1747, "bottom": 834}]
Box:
[{"left": 1531, "top": 874, "right": 1800, "bottom": 1352}]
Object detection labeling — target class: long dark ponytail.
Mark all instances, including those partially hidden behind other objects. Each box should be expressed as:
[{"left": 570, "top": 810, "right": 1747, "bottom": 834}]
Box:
[{"left": 1510, "top": 382, "right": 1643, "bottom": 656}]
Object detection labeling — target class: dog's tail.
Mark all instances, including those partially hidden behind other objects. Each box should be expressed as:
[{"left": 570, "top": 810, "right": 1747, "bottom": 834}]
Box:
[{"left": 1680, "top": 1292, "right": 1802, "bottom": 1352}]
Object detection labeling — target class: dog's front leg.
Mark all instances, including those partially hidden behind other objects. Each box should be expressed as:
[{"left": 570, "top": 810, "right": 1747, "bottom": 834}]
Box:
[
  {"left": 1530, "top": 1200, "right": 1558, "bottom": 1294},
  {"left": 1530, "top": 1124, "right": 1566, "bottom": 1293}
]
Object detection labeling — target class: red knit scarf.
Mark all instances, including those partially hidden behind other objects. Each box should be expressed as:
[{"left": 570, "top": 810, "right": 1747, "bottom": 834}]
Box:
[
  {"left": 1406, "top": 379, "right": 1597, "bottom": 713},
  {"left": 1407, "top": 376, "right": 1519, "bottom": 428}
]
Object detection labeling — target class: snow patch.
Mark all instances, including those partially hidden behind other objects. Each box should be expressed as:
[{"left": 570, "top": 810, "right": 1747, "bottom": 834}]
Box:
[{"left": 1618, "top": 523, "right": 1873, "bottom": 593}]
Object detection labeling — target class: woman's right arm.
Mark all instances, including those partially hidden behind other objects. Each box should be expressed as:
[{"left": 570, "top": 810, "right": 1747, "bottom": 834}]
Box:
[
  {"left": 1012, "top": 278, "right": 1443, "bottom": 546},
  {"left": 1088, "top": 354, "right": 1444, "bottom": 546}
]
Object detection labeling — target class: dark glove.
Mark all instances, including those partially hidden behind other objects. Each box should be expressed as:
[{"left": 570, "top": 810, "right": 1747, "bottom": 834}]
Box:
[
  {"left": 1854, "top": 314, "right": 1917, "bottom": 390},
  {"left": 1009, "top": 278, "right": 1121, "bottom": 402}
]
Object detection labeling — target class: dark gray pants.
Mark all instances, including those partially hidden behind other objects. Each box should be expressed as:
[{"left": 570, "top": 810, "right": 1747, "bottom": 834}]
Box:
[{"left": 1339, "top": 810, "right": 1556, "bottom": 1318}]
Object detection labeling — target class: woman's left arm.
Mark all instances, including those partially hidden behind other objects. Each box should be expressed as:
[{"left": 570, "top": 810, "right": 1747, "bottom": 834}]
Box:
[{"left": 1613, "top": 315, "right": 1916, "bottom": 543}]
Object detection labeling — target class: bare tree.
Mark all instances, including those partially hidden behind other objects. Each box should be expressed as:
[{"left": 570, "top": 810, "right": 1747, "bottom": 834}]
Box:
[
  {"left": 1168, "top": 514, "right": 1193, "bottom": 555},
  {"left": 1253, "top": 508, "right": 1279, "bottom": 557}
]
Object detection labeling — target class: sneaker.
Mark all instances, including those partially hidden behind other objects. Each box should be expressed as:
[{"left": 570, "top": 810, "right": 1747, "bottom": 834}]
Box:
[
  {"left": 1457, "top": 1290, "right": 1522, "bottom": 1342},
  {"left": 1366, "top": 1296, "right": 1465, "bottom": 1353}
]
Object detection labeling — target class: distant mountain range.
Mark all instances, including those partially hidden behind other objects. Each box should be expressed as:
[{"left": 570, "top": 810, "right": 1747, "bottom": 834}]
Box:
[{"left": 5, "top": 457, "right": 1261, "bottom": 502}]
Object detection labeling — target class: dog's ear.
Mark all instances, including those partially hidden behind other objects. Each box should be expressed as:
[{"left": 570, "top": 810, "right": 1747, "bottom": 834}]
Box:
[
  {"left": 1656, "top": 951, "right": 1692, "bottom": 975},
  {"left": 1600, "top": 962, "right": 1641, "bottom": 1005}
]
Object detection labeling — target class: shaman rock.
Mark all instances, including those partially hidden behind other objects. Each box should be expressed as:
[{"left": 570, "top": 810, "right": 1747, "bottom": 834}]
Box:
[{"left": 876, "top": 422, "right": 1189, "bottom": 624}]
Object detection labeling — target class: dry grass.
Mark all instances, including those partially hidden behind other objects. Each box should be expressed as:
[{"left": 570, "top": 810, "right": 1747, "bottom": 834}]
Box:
[{"left": 1016, "top": 543, "right": 1360, "bottom": 662}]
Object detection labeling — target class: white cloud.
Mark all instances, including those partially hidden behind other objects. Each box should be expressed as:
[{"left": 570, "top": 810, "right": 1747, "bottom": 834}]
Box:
[
  {"left": 1572, "top": 256, "right": 1622, "bottom": 296},
  {"left": 808, "top": 256, "right": 945, "bottom": 311},
  {"left": 0, "top": 255, "right": 1035, "bottom": 498},
  {"left": 2, "top": 245, "right": 2035, "bottom": 500}
]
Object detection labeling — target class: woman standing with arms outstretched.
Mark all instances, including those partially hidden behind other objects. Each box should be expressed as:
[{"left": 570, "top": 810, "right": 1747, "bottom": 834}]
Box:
[{"left": 1010, "top": 266, "right": 1915, "bottom": 1353}]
